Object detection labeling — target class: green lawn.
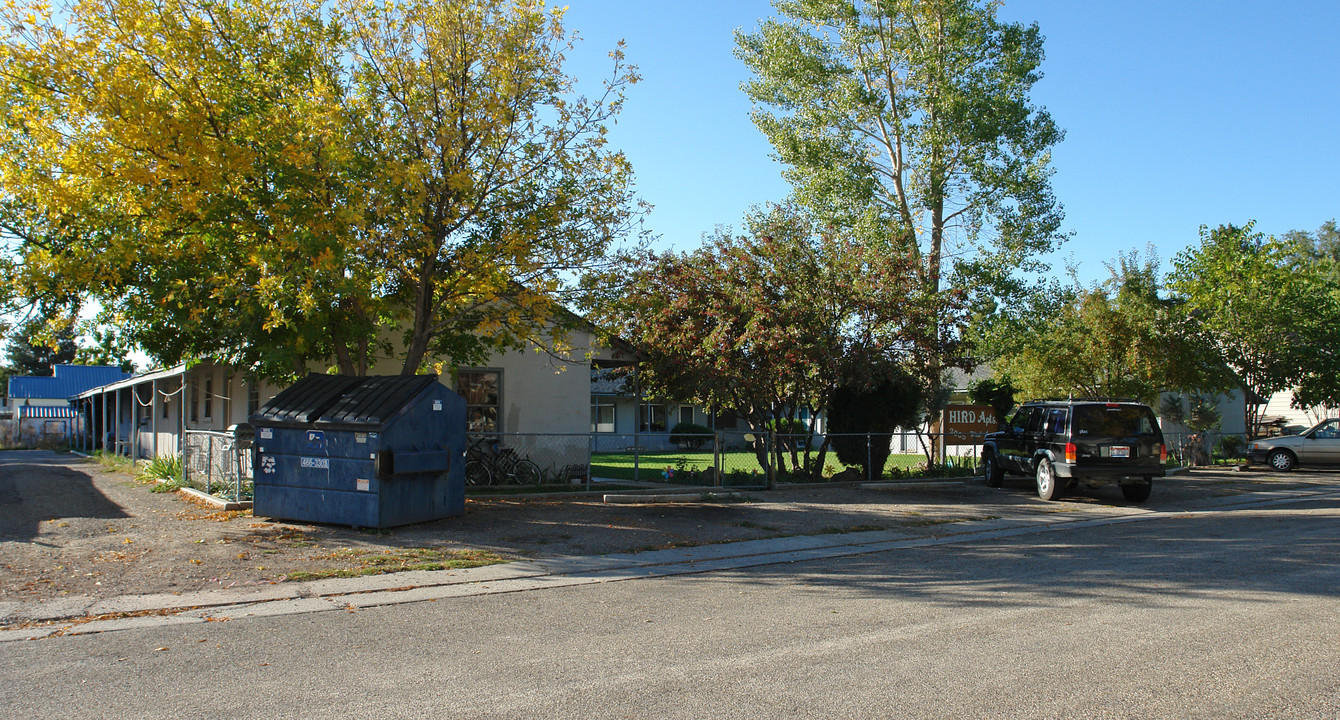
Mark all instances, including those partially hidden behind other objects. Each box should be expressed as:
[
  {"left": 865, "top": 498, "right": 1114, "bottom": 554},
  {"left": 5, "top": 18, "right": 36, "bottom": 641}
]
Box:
[{"left": 589, "top": 449, "right": 953, "bottom": 485}]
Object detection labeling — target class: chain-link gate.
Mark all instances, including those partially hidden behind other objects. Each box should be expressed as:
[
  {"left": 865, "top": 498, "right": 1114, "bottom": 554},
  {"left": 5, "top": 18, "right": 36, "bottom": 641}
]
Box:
[{"left": 183, "top": 429, "right": 253, "bottom": 502}]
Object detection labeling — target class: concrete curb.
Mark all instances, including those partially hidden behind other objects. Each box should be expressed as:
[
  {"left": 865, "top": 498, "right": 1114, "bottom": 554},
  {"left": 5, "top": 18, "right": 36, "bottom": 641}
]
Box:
[
  {"left": 859, "top": 479, "right": 971, "bottom": 490},
  {"left": 177, "top": 486, "right": 252, "bottom": 511},
  {"left": 603, "top": 491, "right": 747, "bottom": 504}
]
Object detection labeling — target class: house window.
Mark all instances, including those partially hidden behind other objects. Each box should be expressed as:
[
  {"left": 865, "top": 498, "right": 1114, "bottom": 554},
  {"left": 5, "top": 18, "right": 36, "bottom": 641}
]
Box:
[
  {"left": 203, "top": 377, "right": 213, "bottom": 420},
  {"left": 190, "top": 380, "right": 198, "bottom": 423},
  {"left": 247, "top": 382, "right": 260, "bottom": 416},
  {"left": 678, "top": 405, "right": 694, "bottom": 427},
  {"left": 162, "top": 393, "right": 169, "bottom": 419},
  {"left": 592, "top": 400, "right": 615, "bottom": 433},
  {"left": 641, "top": 404, "right": 667, "bottom": 432},
  {"left": 457, "top": 370, "right": 500, "bottom": 434}
]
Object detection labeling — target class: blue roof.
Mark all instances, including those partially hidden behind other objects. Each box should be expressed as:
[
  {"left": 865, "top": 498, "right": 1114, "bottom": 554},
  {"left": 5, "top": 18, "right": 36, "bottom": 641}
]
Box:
[{"left": 8, "top": 365, "right": 132, "bottom": 400}]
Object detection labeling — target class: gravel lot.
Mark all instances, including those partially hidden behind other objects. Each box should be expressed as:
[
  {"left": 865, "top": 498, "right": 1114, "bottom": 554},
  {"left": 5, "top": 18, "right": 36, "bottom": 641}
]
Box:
[{"left": 1, "top": 449, "right": 1334, "bottom": 603}]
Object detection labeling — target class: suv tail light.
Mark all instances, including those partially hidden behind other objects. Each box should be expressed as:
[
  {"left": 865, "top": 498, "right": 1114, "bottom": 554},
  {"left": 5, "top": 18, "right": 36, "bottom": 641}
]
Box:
[
  {"left": 1065, "top": 442, "right": 1077, "bottom": 463},
  {"left": 1160, "top": 443, "right": 1167, "bottom": 463}
]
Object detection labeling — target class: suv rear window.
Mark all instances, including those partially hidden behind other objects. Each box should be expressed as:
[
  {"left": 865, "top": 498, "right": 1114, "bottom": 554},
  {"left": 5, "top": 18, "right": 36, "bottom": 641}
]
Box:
[{"left": 1073, "top": 405, "right": 1158, "bottom": 436}]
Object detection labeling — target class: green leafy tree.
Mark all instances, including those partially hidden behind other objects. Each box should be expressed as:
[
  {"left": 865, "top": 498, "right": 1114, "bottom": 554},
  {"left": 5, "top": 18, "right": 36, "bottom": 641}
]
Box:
[
  {"left": 1168, "top": 223, "right": 1326, "bottom": 436},
  {"left": 1282, "top": 220, "right": 1340, "bottom": 409},
  {"left": 736, "top": 0, "right": 1067, "bottom": 402},
  {"left": 6, "top": 316, "right": 78, "bottom": 376},
  {"left": 1, "top": 0, "right": 640, "bottom": 378},
  {"left": 1283, "top": 220, "right": 1340, "bottom": 285},
  {"left": 982, "top": 250, "right": 1229, "bottom": 405},
  {"left": 74, "top": 324, "right": 137, "bottom": 373},
  {"left": 828, "top": 361, "right": 922, "bottom": 479},
  {"left": 585, "top": 203, "right": 945, "bottom": 482},
  {"left": 968, "top": 377, "right": 1016, "bottom": 426}
]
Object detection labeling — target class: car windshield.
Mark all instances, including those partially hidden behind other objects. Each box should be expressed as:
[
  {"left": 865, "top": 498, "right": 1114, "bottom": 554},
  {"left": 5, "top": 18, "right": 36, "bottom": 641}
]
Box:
[
  {"left": 1073, "top": 405, "right": 1158, "bottom": 436},
  {"left": 1306, "top": 419, "right": 1339, "bottom": 439}
]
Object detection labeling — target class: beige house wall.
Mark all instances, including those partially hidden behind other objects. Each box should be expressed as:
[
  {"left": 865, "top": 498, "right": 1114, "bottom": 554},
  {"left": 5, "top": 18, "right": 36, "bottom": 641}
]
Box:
[
  {"left": 1263, "top": 390, "right": 1339, "bottom": 433},
  {"left": 79, "top": 323, "right": 634, "bottom": 475}
]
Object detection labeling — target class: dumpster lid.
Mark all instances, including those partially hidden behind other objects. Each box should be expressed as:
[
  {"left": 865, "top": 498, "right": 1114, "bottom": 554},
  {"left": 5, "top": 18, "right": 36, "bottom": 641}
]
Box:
[
  {"left": 318, "top": 374, "right": 441, "bottom": 428},
  {"left": 251, "top": 374, "right": 442, "bottom": 429}
]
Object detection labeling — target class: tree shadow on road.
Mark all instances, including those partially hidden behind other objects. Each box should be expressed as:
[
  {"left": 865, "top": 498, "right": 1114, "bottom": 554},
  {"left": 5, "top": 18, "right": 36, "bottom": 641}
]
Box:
[
  {"left": 0, "top": 451, "right": 129, "bottom": 542},
  {"left": 712, "top": 500, "right": 1340, "bottom": 606}
]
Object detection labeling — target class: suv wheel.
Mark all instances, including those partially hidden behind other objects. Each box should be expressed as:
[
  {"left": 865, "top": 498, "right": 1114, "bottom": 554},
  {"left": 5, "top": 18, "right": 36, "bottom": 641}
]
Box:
[
  {"left": 1121, "top": 479, "right": 1152, "bottom": 503},
  {"left": 1267, "top": 449, "right": 1297, "bottom": 472},
  {"left": 1035, "top": 458, "right": 1064, "bottom": 501},
  {"left": 983, "top": 453, "right": 1004, "bottom": 488}
]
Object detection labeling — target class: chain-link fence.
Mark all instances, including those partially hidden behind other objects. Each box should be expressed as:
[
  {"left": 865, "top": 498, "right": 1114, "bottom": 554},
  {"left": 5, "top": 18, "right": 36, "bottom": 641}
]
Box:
[
  {"left": 1162, "top": 430, "right": 1251, "bottom": 467},
  {"left": 466, "top": 433, "right": 596, "bottom": 488},
  {"left": 183, "top": 429, "right": 252, "bottom": 502},
  {"left": 581, "top": 430, "right": 983, "bottom": 489}
]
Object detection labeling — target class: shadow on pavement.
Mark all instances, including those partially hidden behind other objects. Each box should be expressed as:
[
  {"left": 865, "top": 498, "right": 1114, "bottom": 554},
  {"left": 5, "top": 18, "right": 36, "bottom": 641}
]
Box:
[
  {"left": 0, "top": 451, "right": 129, "bottom": 542},
  {"left": 710, "top": 498, "right": 1340, "bottom": 606}
]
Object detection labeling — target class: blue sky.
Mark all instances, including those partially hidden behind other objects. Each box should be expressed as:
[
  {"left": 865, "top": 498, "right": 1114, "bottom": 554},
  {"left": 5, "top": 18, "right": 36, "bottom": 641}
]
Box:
[{"left": 561, "top": 0, "right": 1340, "bottom": 284}]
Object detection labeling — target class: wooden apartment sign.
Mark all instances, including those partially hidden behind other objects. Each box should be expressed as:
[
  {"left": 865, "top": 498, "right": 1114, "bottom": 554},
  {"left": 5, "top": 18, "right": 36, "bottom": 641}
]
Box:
[{"left": 943, "top": 405, "right": 999, "bottom": 439}]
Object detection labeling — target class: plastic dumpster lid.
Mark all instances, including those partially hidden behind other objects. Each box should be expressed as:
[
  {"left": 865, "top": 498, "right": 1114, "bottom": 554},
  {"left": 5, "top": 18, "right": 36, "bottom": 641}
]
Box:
[
  {"left": 250, "top": 374, "right": 369, "bottom": 427},
  {"left": 316, "top": 374, "right": 441, "bottom": 428},
  {"left": 250, "top": 373, "right": 445, "bottom": 429}
]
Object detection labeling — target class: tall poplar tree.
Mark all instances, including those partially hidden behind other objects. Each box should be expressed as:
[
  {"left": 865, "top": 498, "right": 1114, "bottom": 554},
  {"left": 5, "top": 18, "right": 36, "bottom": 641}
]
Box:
[{"left": 736, "top": 0, "right": 1067, "bottom": 393}]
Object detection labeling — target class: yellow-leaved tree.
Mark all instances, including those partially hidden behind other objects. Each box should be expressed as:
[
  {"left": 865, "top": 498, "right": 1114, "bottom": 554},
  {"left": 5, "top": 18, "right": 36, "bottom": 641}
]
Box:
[{"left": 0, "top": 0, "right": 641, "bottom": 377}]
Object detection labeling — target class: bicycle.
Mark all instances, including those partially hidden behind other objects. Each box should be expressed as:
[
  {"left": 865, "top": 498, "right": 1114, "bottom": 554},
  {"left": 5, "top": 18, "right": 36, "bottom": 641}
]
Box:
[{"left": 464, "top": 438, "right": 542, "bottom": 486}]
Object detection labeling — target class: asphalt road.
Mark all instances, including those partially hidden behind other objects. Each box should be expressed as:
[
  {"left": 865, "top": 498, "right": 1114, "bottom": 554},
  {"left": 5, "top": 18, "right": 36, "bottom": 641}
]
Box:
[{"left": 3, "top": 492, "right": 1338, "bottom": 719}]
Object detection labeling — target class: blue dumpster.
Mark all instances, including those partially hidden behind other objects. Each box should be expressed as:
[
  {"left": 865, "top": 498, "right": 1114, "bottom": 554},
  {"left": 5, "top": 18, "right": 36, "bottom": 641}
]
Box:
[{"left": 250, "top": 374, "right": 466, "bottom": 528}]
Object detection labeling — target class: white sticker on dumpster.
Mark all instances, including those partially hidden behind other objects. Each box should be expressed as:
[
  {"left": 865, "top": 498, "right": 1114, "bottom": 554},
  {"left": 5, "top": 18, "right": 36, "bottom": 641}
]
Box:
[
  {"left": 356, "top": 478, "right": 370, "bottom": 492},
  {"left": 356, "top": 433, "right": 367, "bottom": 444},
  {"left": 260, "top": 428, "right": 273, "bottom": 439},
  {"left": 433, "top": 400, "right": 442, "bottom": 411},
  {"left": 300, "top": 457, "right": 331, "bottom": 470}
]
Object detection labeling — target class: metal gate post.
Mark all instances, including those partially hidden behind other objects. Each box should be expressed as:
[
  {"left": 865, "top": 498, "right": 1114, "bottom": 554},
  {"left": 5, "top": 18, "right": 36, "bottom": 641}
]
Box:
[
  {"left": 766, "top": 429, "right": 776, "bottom": 490},
  {"left": 714, "top": 431, "right": 722, "bottom": 487},
  {"left": 633, "top": 431, "right": 640, "bottom": 483},
  {"left": 866, "top": 433, "right": 872, "bottom": 482}
]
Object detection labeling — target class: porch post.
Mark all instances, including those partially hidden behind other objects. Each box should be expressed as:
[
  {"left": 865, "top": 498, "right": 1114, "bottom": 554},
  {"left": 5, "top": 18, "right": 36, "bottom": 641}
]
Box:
[{"left": 151, "top": 379, "right": 159, "bottom": 459}]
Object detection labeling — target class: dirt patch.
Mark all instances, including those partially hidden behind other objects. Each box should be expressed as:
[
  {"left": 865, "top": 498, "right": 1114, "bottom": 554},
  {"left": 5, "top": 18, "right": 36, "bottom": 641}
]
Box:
[{"left": 1, "top": 450, "right": 1332, "bottom": 603}]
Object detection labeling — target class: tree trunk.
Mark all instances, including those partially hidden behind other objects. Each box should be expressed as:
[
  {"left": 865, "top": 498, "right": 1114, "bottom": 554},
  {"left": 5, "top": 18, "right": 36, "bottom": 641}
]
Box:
[{"left": 401, "top": 253, "right": 439, "bottom": 375}]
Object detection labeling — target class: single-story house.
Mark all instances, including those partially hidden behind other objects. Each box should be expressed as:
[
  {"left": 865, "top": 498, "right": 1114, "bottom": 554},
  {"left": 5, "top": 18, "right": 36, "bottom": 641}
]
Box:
[
  {"left": 1258, "top": 391, "right": 1338, "bottom": 436},
  {"left": 73, "top": 324, "right": 642, "bottom": 478}
]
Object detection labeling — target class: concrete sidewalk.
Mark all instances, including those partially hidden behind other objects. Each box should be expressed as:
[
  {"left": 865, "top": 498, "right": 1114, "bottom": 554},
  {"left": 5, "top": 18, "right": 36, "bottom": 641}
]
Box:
[{"left": 6, "top": 484, "right": 1336, "bottom": 643}]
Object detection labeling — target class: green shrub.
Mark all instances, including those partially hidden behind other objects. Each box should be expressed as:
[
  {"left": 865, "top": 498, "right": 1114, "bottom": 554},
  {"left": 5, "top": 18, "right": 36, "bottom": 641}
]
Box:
[
  {"left": 1216, "top": 435, "right": 1245, "bottom": 459},
  {"left": 669, "top": 422, "right": 713, "bottom": 450},
  {"left": 968, "top": 378, "right": 1016, "bottom": 426},
  {"left": 764, "top": 418, "right": 807, "bottom": 435},
  {"left": 137, "top": 455, "right": 184, "bottom": 491}
]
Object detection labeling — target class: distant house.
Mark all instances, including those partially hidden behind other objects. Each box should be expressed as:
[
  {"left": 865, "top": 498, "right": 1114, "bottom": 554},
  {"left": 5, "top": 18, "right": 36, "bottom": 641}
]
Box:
[
  {"left": 1258, "top": 391, "right": 1338, "bottom": 436},
  {"left": 589, "top": 363, "right": 750, "bottom": 452},
  {"left": 6, "top": 365, "right": 132, "bottom": 445}
]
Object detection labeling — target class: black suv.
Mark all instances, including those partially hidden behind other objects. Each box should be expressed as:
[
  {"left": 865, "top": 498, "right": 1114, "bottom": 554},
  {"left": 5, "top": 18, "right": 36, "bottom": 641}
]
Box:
[{"left": 981, "top": 399, "right": 1166, "bottom": 502}]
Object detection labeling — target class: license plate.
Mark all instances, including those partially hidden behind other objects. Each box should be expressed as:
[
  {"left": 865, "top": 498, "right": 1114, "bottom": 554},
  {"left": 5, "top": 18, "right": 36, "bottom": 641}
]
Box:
[{"left": 1111, "top": 446, "right": 1130, "bottom": 458}]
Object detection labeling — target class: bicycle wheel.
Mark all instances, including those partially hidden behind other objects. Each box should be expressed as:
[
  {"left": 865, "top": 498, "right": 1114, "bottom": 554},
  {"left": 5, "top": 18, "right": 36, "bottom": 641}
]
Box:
[
  {"left": 513, "top": 460, "right": 542, "bottom": 485},
  {"left": 464, "top": 460, "right": 493, "bottom": 486}
]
